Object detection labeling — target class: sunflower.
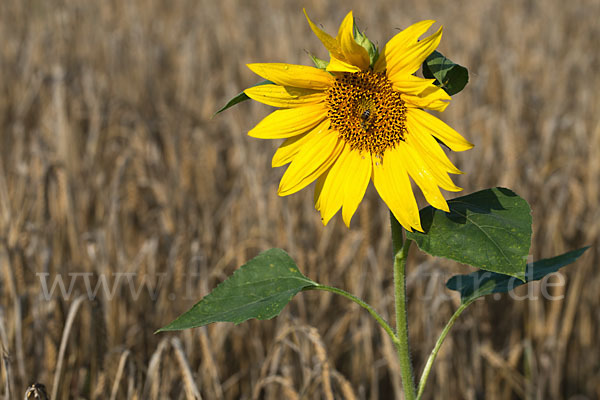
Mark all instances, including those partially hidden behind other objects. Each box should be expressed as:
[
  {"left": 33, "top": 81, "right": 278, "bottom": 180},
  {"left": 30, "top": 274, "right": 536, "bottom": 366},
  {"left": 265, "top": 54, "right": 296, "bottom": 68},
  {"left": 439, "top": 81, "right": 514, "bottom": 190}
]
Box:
[{"left": 244, "top": 10, "right": 473, "bottom": 231}]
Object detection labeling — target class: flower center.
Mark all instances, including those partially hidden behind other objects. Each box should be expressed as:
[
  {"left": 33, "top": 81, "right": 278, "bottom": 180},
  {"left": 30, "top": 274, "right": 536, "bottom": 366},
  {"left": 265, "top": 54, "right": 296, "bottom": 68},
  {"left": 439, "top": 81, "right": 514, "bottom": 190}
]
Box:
[{"left": 326, "top": 71, "right": 407, "bottom": 157}]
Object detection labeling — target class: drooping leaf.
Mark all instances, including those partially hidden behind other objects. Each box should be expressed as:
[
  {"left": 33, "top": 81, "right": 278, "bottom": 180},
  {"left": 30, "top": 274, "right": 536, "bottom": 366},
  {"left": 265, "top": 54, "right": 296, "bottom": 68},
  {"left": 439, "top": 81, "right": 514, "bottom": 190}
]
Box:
[
  {"left": 446, "top": 247, "right": 590, "bottom": 303},
  {"left": 158, "top": 248, "right": 316, "bottom": 331},
  {"left": 422, "top": 50, "right": 468, "bottom": 96},
  {"left": 406, "top": 188, "right": 532, "bottom": 279},
  {"left": 214, "top": 80, "right": 273, "bottom": 115}
]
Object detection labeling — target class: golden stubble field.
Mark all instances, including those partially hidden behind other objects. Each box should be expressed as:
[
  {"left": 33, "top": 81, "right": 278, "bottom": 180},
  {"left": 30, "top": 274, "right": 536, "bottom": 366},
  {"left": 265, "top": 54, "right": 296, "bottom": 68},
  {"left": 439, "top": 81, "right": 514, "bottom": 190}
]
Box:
[{"left": 0, "top": 0, "right": 598, "bottom": 399}]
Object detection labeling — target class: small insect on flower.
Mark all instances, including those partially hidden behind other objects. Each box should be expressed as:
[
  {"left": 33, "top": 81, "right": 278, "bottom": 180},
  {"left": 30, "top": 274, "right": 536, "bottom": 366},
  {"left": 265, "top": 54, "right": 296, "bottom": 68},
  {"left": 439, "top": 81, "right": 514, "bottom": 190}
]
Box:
[
  {"left": 244, "top": 10, "right": 474, "bottom": 231},
  {"left": 360, "top": 109, "right": 372, "bottom": 131},
  {"left": 24, "top": 383, "right": 49, "bottom": 400}
]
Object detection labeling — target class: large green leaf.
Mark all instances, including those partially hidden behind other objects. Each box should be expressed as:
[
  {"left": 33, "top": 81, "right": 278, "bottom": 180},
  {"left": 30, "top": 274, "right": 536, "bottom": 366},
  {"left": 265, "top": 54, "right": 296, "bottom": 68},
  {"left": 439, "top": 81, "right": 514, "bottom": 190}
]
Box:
[
  {"left": 406, "top": 188, "right": 532, "bottom": 279},
  {"left": 214, "top": 80, "right": 273, "bottom": 115},
  {"left": 422, "top": 50, "right": 468, "bottom": 96},
  {"left": 446, "top": 247, "right": 590, "bottom": 303},
  {"left": 158, "top": 248, "right": 316, "bottom": 331}
]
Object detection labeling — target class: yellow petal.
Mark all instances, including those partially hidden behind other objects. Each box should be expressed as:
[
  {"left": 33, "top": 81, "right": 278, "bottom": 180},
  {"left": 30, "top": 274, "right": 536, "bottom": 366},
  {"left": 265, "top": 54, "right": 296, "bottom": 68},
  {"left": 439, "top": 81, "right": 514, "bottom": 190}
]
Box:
[
  {"left": 340, "top": 150, "right": 372, "bottom": 227},
  {"left": 315, "top": 145, "right": 371, "bottom": 226},
  {"left": 314, "top": 172, "right": 327, "bottom": 211},
  {"left": 372, "top": 148, "right": 423, "bottom": 232},
  {"left": 408, "top": 108, "right": 474, "bottom": 151},
  {"left": 245, "top": 84, "right": 325, "bottom": 108},
  {"left": 304, "top": 9, "right": 345, "bottom": 61},
  {"left": 405, "top": 137, "right": 462, "bottom": 192},
  {"left": 402, "top": 84, "right": 451, "bottom": 112},
  {"left": 272, "top": 120, "right": 329, "bottom": 167},
  {"left": 278, "top": 129, "right": 343, "bottom": 196},
  {"left": 326, "top": 57, "right": 363, "bottom": 73},
  {"left": 387, "top": 26, "right": 443, "bottom": 77},
  {"left": 314, "top": 143, "right": 350, "bottom": 225},
  {"left": 405, "top": 110, "right": 462, "bottom": 176},
  {"left": 391, "top": 75, "right": 438, "bottom": 96},
  {"left": 247, "top": 63, "right": 332, "bottom": 90},
  {"left": 337, "top": 11, "right": 370, "bottom": 70},
  {"left": 401, "top": 143, "right": 450, "bottom": 211},
  {"left": 374, "top": 20, "right": 435, "bottom": 73},
  {"left": 249, "top": 103, "right": 327, "bottom": 139}
]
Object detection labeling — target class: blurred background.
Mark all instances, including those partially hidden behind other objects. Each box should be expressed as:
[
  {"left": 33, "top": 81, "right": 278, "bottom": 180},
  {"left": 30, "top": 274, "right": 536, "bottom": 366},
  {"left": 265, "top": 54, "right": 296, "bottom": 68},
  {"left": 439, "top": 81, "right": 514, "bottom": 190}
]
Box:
[{"left": 0, "top": 0, "right": 598, "bottom": 398}]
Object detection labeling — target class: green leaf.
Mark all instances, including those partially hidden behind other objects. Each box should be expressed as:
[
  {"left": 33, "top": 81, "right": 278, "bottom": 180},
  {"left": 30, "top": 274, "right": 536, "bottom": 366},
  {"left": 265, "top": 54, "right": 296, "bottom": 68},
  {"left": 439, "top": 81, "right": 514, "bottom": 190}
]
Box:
[
  {"left": 158, "top": 248, "right": 316, "bottom": 331},
  {"left": 214, "top": 80, "right": 273, "bottom": 115},
  {"left": 422, "top": 50, "right": 468, "bottom": 96},
  {"left": 446, "top": 247, "right": 590, "bottom": 303},
  {"left": 406, "top": 188, "right": 532, "bottom": 279}
]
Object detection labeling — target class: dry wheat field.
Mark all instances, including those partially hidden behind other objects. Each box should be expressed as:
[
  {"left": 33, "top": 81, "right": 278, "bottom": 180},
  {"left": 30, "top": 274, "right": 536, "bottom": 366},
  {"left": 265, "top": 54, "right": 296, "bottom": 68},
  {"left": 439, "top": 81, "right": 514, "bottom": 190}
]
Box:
[{"left": 0, "top": 0, "right": 599, "bottom": 399}]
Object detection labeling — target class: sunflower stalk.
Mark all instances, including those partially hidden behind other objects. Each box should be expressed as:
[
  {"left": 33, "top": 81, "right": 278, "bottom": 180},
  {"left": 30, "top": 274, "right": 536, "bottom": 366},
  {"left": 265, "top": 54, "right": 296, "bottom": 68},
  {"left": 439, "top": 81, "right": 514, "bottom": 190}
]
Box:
[{"left": 390, "top": 212, "right": 417, "bottom": 399}]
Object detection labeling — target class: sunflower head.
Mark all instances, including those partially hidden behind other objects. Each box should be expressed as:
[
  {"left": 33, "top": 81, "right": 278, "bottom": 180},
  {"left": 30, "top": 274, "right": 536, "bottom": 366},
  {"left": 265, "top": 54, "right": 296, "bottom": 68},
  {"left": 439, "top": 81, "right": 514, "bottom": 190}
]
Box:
[{"left": 244, "top": 10, "right": 473, "bottom": 232}]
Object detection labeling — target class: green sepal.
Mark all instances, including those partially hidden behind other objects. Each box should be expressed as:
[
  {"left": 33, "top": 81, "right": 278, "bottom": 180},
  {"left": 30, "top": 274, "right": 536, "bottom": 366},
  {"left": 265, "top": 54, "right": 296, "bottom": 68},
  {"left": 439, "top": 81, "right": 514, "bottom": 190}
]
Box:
[
  {"left": 308, "top": 20, "right": 379, "bottom": 69},
  {"left": 422, "top": 50, "right": 468, "bottom": 96},
  {"left": 157, "top": 248, "right": 317, "bottom": 331},
  {"left": 407, "top": 188, "right": 532, "bottom": 280},
  {"left": 310, "top": 54, "right": 329, "bottom": 70},
  {"left": 214, "top": 80, "right": 274, "bottom": 115},
  {"left": 446, "top": 247, "right": 590, "bottom": 303},
  {"left": 353, "top": 24, "right": 379, "bottom": 68}
]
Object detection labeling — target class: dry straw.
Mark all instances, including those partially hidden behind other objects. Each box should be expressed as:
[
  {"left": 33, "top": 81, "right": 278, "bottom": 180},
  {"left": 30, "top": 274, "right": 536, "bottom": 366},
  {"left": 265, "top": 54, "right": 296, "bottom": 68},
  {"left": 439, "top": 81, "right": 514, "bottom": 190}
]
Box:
[{"left": 0, "top": 0, "right": 597, "bottom": 398}]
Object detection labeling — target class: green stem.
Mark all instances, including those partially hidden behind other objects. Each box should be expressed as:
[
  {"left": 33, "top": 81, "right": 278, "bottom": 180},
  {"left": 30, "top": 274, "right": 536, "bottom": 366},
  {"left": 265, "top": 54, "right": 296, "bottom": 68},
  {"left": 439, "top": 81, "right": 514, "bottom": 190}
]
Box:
[
  {"left": 304, "top": 285, "right": 398, "bottom": 346},
  {"left": 390, "top": 212, "right": 417, "bottom": 400},
  {"left": 416, "top": 299, "right": 475, "bottom": 399}
]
